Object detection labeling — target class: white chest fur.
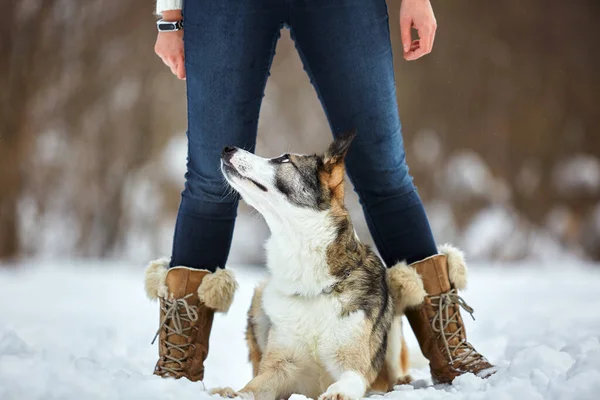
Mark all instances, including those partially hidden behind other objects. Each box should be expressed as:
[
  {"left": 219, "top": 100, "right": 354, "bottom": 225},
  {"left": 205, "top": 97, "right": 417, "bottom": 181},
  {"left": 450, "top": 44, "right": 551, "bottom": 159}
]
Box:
[
  {"left": 262, "top": 281, "right": 366, "bottom": 355},
  {"left": 263, "top": 212, "right": 339, "bottom": 297},
  {"left": 261, "top": 211, "right": 366, "bottom": 369}
]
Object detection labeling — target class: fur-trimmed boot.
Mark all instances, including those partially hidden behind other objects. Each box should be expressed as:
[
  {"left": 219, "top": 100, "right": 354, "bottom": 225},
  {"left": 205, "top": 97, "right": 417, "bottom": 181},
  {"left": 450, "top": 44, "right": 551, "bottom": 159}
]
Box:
[
  {"left": 144, "top": 259, "right": 238, "bottom": 382},
  {"left": 404, "top": 245, "right": 496, "bottom": 384}
]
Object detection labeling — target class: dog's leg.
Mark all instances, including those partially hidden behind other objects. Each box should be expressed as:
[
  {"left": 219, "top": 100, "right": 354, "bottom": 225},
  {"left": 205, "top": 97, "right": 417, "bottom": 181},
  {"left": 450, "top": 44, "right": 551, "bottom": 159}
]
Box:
[
  {"left": 318, "top": 339, "right": 371, "bottom": 400},
  {"left": 318, "top": 370, "right": 368, "bottom": 400},
  {"left": 241, "top": 345, "right": 303, "bottom": 400},
  {"left": 386, "top": 316, "right": 412, "bottom": 388},
  {"left": 398, "top": 332, "right": 412, "bottom": 385},
  {"left": 212, "top": 345, "right": 301, "bottom": 400}
]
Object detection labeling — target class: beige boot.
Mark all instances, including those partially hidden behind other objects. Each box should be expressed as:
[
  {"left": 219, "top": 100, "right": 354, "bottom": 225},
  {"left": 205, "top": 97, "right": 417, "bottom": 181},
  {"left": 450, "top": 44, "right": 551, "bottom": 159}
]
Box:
[
  {"left": 145, "top": 259, "right": 238, "bottom": 382},
  {"left": 404, "top": 245, "right": 496, "bottom": 384}
]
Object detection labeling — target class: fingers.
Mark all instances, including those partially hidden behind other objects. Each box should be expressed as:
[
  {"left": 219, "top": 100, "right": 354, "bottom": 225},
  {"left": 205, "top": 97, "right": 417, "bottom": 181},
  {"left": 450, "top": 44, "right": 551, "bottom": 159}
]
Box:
[
  {"left": 419, "top": 20, "right": 437, "bottom": 54},
  {"left": 176, "top": 61, "right": 186, "bottom": 80},
  {"left": 429, "top": 20, "right": 437, "bottom": 50},
  {"left": 409, "top": 40, "right": 420, "bottom": 52},
  {"left": 417, "top": 27, "right": 432, "bottom": 56},
  {"left": 160, "top": 56, "right": 186, "bottom": 80},
  {"left": 403, "top": 22, "right": 437, "bottom": 61},
  {"left": 400, "top": 15, "right": 413, "bottom": 54},
  {"left": 168, "top": 59, "right": 178, "bottom": 77},
  {"left": 404, "top": 45, "right": 426, "bottom": 61}
]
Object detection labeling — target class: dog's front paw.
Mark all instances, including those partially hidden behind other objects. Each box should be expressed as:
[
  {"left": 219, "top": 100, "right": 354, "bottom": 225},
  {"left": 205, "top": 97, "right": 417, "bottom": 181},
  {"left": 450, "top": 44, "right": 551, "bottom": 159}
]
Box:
[
  {"left": 318, "top": 393, "right": 353, "bottom": 400},
  {"left": 394, "top": 375, "right": 413, "bottom": 386},
  {"left": 209, "top": 387, "right": 239, "bottom": 398}
]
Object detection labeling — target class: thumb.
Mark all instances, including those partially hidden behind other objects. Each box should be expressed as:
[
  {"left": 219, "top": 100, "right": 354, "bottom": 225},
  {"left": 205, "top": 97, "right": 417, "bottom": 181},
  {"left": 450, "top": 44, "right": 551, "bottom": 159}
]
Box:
[
  {"left": 176, "top": 60, "right": 186, "bottom": 80},
  {"left": 400, "top": 16, "right": 412, "bottom": 53}
]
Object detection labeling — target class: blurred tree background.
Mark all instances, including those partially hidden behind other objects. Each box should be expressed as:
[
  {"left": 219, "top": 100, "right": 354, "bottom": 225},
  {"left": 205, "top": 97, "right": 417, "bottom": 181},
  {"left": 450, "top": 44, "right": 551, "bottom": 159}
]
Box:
[{"left": 0, "top": 0, "right": 598, "bottom": 264}]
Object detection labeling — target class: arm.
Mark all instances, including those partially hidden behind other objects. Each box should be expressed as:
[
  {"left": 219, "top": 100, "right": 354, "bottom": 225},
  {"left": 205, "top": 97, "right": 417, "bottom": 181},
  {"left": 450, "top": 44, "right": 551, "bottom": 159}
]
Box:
[{"left": 154, "top": 5, "right": 185, "bottom": 80}]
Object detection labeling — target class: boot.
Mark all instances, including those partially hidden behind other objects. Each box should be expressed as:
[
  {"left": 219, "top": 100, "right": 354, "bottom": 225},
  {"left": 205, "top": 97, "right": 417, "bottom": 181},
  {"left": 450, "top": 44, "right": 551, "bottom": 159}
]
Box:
[
  {"left": 404, "top": 245, "right": 496, "bottom": 384},
  {"left": 144, "top": 258, "right": 238, "bottom": 382}
]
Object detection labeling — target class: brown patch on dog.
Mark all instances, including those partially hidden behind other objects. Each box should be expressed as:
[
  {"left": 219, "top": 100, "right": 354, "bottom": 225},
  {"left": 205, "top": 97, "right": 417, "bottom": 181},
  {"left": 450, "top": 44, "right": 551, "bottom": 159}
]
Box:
[
  {"left": 319, "top": 131, "right": 356, "bottom": 216},
  {"left": 368, "top": 317, "right": 413, "bottom": 392},
  {"left": 246, "top": 317, "right": 263, "bottom": 377},
  {"left": 240, "top": 348, "right": 303, "bottom": 400},
  {"left": 318, "top": 163, "right": 346, "bottom": 216},
  {"left": 370, "top": 362, "right": 390, "bottom": 392},
  {"left": 370, "top": 343, "right": 412, "bottom": 392},
  {"left": 400, "top": 335, "right": 410, "bottom": 377},
  {"left": 246, "top": 283, "right": 269, "bottom": 377}
]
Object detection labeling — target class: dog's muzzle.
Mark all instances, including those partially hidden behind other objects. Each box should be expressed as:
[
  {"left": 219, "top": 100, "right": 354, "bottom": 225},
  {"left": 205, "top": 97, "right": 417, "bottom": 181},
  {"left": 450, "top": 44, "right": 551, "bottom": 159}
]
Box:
[{"left": 221, "top": 146, "right": 237, "bottom": 166}]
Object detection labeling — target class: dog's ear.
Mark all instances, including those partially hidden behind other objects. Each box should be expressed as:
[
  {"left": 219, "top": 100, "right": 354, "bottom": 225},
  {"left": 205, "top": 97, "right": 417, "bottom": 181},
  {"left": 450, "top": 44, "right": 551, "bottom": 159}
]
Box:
[
  {"left": 324, "top": 130, "right": 356, "bottom": 166},
  {"left": 320, "top": 130, "right": 356, "bottom": 206}
]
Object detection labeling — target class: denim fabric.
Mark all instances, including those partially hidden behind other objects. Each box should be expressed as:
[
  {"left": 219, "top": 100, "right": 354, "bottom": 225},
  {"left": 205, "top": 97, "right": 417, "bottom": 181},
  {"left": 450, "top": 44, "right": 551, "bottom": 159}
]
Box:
[{"left": 171, "top": 0, "right": 437, "bottom": 271}]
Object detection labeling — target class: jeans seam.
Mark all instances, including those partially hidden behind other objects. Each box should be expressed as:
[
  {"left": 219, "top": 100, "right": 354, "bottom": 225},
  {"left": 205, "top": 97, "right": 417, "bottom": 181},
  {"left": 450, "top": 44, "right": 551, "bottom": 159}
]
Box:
[{"left": 358, "top": 187, "right": 400, "bottom": 267}]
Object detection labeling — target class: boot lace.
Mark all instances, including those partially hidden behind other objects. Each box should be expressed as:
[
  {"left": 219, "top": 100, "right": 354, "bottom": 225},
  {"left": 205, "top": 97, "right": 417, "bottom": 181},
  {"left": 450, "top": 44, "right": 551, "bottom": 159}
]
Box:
[
  {"left": 430, "top": 289, "right": 486, "bottom": 370},
  {"left": 151, "top": 293, "right": 204, "bottom": 377}
]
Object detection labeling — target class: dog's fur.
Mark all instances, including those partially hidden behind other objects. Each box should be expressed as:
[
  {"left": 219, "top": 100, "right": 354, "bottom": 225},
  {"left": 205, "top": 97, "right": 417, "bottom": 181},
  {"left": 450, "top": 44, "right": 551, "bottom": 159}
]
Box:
[{"left": 215, "top": 133, "right": 424, "bottom": 400}]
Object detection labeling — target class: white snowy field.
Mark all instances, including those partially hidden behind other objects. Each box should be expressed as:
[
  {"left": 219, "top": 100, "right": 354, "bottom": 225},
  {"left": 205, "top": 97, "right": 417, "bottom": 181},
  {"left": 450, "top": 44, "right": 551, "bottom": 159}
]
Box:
[{"left": 1, "top": 261, "right": 600, "bottom": 400}]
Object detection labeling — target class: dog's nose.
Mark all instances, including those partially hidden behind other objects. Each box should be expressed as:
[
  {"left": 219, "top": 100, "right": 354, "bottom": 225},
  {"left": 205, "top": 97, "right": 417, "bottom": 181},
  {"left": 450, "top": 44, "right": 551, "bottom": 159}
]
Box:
[{"left": 221, "top": 146, "right": 237, "bottom": 160}]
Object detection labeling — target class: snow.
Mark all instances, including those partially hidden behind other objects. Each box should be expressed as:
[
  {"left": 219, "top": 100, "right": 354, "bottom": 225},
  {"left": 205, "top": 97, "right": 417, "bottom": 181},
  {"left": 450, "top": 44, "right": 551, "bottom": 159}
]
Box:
[
  {"left": 412, "top": 130, "right": 442, "bottom": 168},
  {"left": 553, "top": 155, "right": 600, "bottom": 195},
  {"left": 442, "top": 151, "right": 511, "bottom": 204},
  {"left": 444, "top": 151, "right": 492, "bottom": 199},
  {"left": 462, "top": 207, "right": 519, "bottom": 259},
  {"left": 162, "top": 136, "right": 188, "bottom": 185},
  {"left": 461, "top": 206, "right": 577, "bottom": 262},
  {"left": 1, "top": 261, "right": 600, "bottom": 400}
]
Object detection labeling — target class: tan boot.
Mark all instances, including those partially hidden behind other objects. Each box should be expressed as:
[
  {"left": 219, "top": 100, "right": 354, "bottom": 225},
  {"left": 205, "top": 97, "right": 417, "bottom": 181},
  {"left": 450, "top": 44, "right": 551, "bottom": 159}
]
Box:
[
  {"left": 404, "top": 245, "right": 496, "bottom": 384},
  {"left": 144, "top": 259, "right": 238, "bottom": 382}
]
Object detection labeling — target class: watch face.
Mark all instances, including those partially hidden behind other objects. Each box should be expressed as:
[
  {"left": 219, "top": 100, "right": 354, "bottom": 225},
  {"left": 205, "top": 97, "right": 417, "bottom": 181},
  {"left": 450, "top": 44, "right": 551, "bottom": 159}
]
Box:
[{"left": 158, "top": 23, "right": 176, "bottom": 31}]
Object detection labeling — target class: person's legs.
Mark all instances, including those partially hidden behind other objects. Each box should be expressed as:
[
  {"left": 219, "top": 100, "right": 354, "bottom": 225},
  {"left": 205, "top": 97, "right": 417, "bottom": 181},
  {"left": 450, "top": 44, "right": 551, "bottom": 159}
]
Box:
[
  {"left": 172, "top": 0, "right": 285, "bottom": 271},
  {"left": 288, "top": 0, "right": 436, "bottom": 266},
  {"left": 147, "top": 0, "right": 286, "bottom": 382},
  {"left": 288, "top": 0, "right": 495, "bottom": 383}
]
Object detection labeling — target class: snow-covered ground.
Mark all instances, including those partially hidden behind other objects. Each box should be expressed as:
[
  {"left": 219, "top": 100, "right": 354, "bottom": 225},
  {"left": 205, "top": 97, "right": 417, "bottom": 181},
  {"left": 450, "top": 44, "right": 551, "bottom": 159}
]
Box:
[{"left": 1, "top": 260, "right": 600, "bottom": 400}]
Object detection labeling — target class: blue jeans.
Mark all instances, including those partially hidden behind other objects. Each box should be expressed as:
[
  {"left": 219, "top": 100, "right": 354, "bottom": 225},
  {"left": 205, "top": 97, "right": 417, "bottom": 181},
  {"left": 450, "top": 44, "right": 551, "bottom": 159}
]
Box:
[{"left": 172, "top": 0, "right": 437, "bottom": 271}]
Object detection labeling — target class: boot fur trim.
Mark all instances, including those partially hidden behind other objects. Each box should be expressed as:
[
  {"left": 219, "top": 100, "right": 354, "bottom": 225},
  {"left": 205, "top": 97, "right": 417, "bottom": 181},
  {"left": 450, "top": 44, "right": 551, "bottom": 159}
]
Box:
[
  {"left": 197, "top": 268, "right": 238, "bottom": 313},
  {"left": 438, "top": 244, "right": 468, "bottom": 290},
  {"left": 144, "top": 258, "right": 170, "bottom": 300},
  {"left": 387, "top": 262, "right": 427, "bottom": 314},
  {"left": 144, "top": 259, "right": 238, "bottom": 312}
]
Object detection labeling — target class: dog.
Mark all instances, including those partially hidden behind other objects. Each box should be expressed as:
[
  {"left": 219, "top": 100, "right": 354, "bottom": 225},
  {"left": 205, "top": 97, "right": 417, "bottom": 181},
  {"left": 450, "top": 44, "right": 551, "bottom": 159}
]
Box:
[{"left": 216, "top": 132, "right": 426, "bottom": 400}]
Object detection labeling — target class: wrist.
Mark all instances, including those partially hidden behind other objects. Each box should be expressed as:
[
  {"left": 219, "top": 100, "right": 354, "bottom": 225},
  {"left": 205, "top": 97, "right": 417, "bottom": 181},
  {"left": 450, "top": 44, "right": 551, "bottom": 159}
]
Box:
[{"left": 161, "top": 10, "right": 182, "bottom": 21}]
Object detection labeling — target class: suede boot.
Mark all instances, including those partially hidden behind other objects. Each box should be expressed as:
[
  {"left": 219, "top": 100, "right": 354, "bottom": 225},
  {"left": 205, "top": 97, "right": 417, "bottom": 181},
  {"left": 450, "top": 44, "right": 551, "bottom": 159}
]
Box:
[
  {"left": 145, "top": 259, "right": 238, "bottom": 382},
  {"left": 404, "top": 245, "right": 496, "bottom": 384}
]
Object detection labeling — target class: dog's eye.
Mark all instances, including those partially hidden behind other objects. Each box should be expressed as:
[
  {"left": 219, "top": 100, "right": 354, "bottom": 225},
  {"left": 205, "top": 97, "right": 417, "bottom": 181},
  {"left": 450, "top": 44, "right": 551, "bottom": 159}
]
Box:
[{"left": 273, "top": 154, "right": 290, "bottom": 164}]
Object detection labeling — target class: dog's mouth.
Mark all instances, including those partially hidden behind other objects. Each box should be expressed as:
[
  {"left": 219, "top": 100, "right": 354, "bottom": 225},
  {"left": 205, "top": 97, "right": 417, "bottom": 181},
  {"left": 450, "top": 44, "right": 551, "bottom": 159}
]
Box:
[{"left": 222, "top": 160, "right": 268, "bottom": 192}]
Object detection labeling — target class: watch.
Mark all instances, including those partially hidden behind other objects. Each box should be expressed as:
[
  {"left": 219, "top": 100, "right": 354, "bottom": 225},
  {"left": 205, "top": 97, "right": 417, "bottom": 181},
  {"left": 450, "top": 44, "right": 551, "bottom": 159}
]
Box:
[{"left": 156, "top": 19, "right": 183, "bottom": 32}]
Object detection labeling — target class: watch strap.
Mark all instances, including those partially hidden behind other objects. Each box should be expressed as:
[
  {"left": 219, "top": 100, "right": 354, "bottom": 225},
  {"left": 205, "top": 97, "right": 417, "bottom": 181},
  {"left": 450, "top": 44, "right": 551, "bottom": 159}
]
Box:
[{"left": 156, "top": 19, "right": 183, "bottom": 32}]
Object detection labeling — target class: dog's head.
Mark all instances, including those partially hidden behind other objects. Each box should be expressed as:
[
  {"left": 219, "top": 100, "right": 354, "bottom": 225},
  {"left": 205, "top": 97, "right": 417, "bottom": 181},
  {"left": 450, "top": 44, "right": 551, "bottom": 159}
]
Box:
[{"left": 221, "top": 132, "right": 355, "bottom": 222}]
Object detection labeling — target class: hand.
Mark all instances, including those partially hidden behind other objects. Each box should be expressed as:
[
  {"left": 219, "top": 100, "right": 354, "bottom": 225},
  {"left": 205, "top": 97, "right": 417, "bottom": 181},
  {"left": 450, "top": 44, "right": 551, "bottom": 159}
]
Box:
[
  {"left": 399, "top": 0, "right": 437, "bottom": 61},
  {"left": 154, "top": 10, "right": 186, "bottom": 80}
]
